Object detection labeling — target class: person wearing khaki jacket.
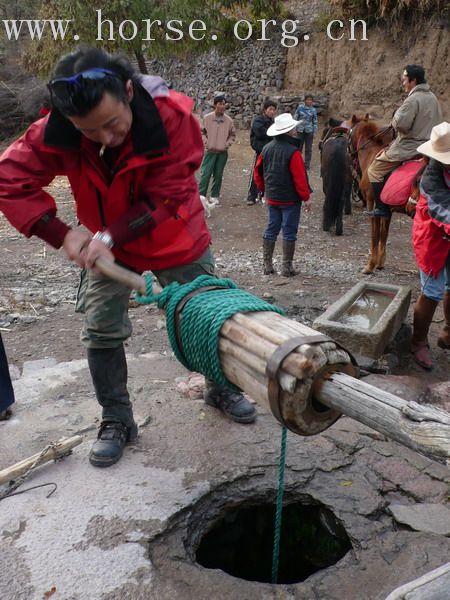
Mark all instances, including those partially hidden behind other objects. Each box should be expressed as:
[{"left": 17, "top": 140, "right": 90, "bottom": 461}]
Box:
[
  {"left": 199, "top": 92, "right": 236, "bottom": 203},
  {"left": 367, "top": 64, "right": 442, "bottom": 218}
]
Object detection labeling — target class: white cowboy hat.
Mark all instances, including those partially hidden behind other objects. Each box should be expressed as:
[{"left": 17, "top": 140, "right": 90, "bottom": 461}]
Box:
[
  {"left": 417, "top": 122, "right": 450, "bottom": 164},
  {"left": 267, "top": 113, "right": 299, "bottom": 136}
]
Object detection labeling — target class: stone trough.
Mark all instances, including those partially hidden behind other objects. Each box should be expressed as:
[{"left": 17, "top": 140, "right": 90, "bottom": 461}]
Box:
[{"left": 313, "top": 281, "right": 411, "bottom": 359}]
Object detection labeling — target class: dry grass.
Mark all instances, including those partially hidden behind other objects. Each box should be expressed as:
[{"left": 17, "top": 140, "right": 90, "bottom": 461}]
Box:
[{"left": 329, "top": 0, "right": 442, "bottom": 21}]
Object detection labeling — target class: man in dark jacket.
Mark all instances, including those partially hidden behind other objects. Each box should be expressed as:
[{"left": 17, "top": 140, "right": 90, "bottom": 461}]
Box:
[
  {"left": 0, "top": 47, "right": 256, "bottom": 468},
  {"left": 246, "top": 99, "right": 277, "bottom": 205}
]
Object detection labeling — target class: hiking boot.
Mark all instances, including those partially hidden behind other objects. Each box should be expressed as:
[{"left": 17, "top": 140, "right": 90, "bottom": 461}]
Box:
[
  {"left": 204, "top": 379, "right": 256, "bottom": 424},
  {"left": 367, "top": 181, "right": 390, "bottom": 219},
  {"left": 281, "top": 240, "right": 297, "bottom": 277},
  {"left": 411, "top": 344, "right": 433, "bottom": 370},
  {"left": 263, "top": 239, "right": 276, "bottom": 275},
  {"left": 89, "top": 421, "right": 138, "bottom": 468},
  {"left": 437, "top": 292, "right": 450, "bottom": 349},
  {"left": 0, "top": 408, "right": 12, "bottom": 421},
  {"left": 246, "top": 198, "right": 256, "bottom": 206},
  {"left": 368, "top": 206, "right": 391, "bottom": 219},
  {"left": 411, "top": 294, "right": 439, "bottom": 370}
]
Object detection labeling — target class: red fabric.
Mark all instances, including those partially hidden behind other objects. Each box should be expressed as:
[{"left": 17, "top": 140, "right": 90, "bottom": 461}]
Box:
[
  {"left": 254, "top": 153, "right": 264, "bottom": 192},
  {"left": 412, "top": 194, "right": 450, "bottom": 276},
  {"left": 289, "top": 151, "right": 310, "bottom": 202},
  {"left": 253, "top": 150, "right": 310, "bottom": 203},
  {"left": 381, "top": 159, "right": 426, "bottom": 206},
  {"left": 0, "top": 92, "right": 211, "bottom": 272}
]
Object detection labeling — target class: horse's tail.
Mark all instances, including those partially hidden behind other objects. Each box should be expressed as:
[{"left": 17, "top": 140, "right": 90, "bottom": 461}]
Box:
[{"left": 322, "top": 139, "right": 349, "bottom": 231}]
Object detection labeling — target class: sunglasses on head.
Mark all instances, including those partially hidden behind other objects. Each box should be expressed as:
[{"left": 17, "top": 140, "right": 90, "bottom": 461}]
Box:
[{"left": 48, "top": 68, "right": 120, "bottom": 95}]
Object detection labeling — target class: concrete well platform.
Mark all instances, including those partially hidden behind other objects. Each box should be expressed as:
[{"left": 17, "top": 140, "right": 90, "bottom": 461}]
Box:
[{"left": 313, "top": 281, "right": 411, "bottom": 359}]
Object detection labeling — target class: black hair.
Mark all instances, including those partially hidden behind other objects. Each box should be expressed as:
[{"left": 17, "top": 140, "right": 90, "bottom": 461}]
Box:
[
  {"left": 263, "top": 99, "right": 277, "bottom": 111},
  {"left": 213, "top": 95, "right": 226, "bottom": 105},
  {"left": 304, "top": 94, "right": 314, "bottom": 101},
  {"left": 49, "top": 46, "right": 139, "bottom": 117},
  {"left": 404, "top": 64, "right": 426, "bottom": 85}
]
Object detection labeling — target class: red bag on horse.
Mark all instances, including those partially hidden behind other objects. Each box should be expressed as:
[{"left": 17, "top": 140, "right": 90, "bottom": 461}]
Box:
[{"left": 381, "top": 159, "right": 426, "bottom": 206}]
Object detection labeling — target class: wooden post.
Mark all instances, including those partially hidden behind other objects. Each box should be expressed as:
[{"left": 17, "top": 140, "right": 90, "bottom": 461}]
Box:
[
  {"left": 314, "top": 372, "right": 450, "bottom": 462},
  {"left": 0, "top": 436, "right": 83, "bottom": 485}
]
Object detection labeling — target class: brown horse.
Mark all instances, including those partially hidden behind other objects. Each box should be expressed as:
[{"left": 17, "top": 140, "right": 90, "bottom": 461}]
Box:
[{"left": 349, "top": 117, "right": 420, "bottom": 274}]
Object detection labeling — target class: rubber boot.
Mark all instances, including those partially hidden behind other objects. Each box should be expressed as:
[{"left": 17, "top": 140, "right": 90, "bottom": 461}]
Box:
[
  {"left": 367, "top": 181, "right": 390, "bottom": 219},
  {"left": 281, "top": 240, "right": 297, "bottom": 277},
  {"left": 411, "top": 295, "right": 439, "bottom": 370},
  {"left": 204, "top": 379, "right": 256, "bottom": 424},
  {"left": 437, "top": 291, "right": 450, "bottom": 349},
  {"left": 263, "top": 239, "right": 276, "bottom": 275},
  {"left": 88, "top": 346, "right": 138, "bottom": 467}
]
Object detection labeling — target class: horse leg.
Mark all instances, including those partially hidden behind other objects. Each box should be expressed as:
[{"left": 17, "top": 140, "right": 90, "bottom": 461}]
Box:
[
  {"left": 376, "top": 215, "right": 392, "bottom": 269},
  {"left": 344, "top": 193, "right": 352, "bottom": 215},
  {"left": 344, "top": 180, "right": 352, "bottom": 215},
  {"left": 335, "top": 193, "right": 344, "bottom": 235},
  {"left": 322, "top": 206, "right": 330, "bottom": 231},
  {"left": 335, "top": 213, "right": 343, "bottom": 236},
  {"left": 363, "top": 217, "right": 380, "bottom": 274},
  {"left": 322, "top": 188, "right": 331, "bottom": 232}
]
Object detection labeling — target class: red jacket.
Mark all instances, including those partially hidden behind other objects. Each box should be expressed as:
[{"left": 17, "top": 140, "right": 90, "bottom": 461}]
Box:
[
  {"left": 0, "top": 77, "right": 211, "bottom": 272},
  {"left": 412, "top": 162, "right": 450, "bottom": 277}
]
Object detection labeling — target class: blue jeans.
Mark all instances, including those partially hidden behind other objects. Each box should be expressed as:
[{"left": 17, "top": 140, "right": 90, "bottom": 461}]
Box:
[
  {"left": 297, "top": 132, "right": 314, "bottom": 170},
  {"left": 420, "top": 252, "right": 450, "bottom": 302},
  {"left": 263, "top": 203, "right": 301, "bottom": 242}
]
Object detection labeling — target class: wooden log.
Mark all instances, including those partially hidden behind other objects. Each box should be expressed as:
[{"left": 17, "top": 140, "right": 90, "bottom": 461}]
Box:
[
  {"left": 384, "top": 562, "right": 450, "bottom": 600},
  {"left": 220, "top": 320, "right": 318, "bottom": 379},
  {"left": 219, "top": 338, "right": 297, "bottom": 394},
  {"left": 232, "top": 313, "right": 319, "bottom": 359},
  {"left": 0, "top": 436, "right": 83, "bottom": 485},
  {"left": 314, "top": 371, "right": 450, "bottom": 461},
  {"left": 221, "top": 354, "right": 270, "bottom": 410}
]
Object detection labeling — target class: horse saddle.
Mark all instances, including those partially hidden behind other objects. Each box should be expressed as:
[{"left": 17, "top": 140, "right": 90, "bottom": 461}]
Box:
[{"left": 381, "top": 159, "right": 426, "bottom": 206}]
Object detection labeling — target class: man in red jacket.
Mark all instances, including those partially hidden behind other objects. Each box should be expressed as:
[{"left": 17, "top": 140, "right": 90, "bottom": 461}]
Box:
[
  {"left": 0, "top": 47, "right": 256, "bottom": 467},
  {"left": 254, "top": 113, "right": 311, "bottom": 277}
]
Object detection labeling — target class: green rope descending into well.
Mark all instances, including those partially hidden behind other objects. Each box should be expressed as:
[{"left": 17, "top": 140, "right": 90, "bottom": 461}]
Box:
[
  {"left": 272, "top": 425, "right": 288, "bottom": 584},
  {"left": 135, "top": 273, "right": 284, "bottom": 388}
]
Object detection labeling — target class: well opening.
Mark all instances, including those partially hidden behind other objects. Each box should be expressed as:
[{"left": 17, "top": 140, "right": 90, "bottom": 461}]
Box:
[{"left": 195, "top": 500, "right": 352, "bottom": 584}]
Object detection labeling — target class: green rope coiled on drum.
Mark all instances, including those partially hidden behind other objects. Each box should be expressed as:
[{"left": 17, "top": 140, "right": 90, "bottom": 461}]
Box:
[{"left": 135, "top": 274, "right": 284, "bottom": 389}]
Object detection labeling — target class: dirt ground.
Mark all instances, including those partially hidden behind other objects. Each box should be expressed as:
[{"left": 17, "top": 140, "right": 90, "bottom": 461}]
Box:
[{"left": 0, "top": 126, "right": 448, "bottom": 382}]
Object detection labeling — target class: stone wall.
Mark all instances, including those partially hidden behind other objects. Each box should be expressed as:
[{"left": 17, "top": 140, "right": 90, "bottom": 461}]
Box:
[
  {"left": 146, "top": 40, "right": 288, "bottom": 128},
  {"left": 145, "top": 0, "right": 329, "bottom": 127}
]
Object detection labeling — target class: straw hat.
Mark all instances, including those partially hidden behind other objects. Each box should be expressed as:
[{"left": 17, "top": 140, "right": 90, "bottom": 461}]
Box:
[
  {"left": 267, "top": 113, "right": 299, "bottom": 136},
  {"left": 417, "top": 122, "right": 450, "bottom": 164}
]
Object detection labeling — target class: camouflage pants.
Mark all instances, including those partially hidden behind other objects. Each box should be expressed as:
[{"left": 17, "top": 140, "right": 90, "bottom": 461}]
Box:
[{"left": 75, "top": 248, "right": 215, "bottom": 348}]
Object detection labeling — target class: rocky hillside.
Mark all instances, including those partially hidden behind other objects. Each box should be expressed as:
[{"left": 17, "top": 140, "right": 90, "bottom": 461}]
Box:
[{"left": 284, "top": 1, "right": 449, "bottom": 119}]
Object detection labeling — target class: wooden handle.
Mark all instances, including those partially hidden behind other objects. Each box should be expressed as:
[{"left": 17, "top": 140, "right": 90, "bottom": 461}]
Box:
[
  {"left": 0, "top": 435, "right": 83, "bottom": 485},
  {"left": 95, "top": 257, "right": 148, "bottom": 294}
]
